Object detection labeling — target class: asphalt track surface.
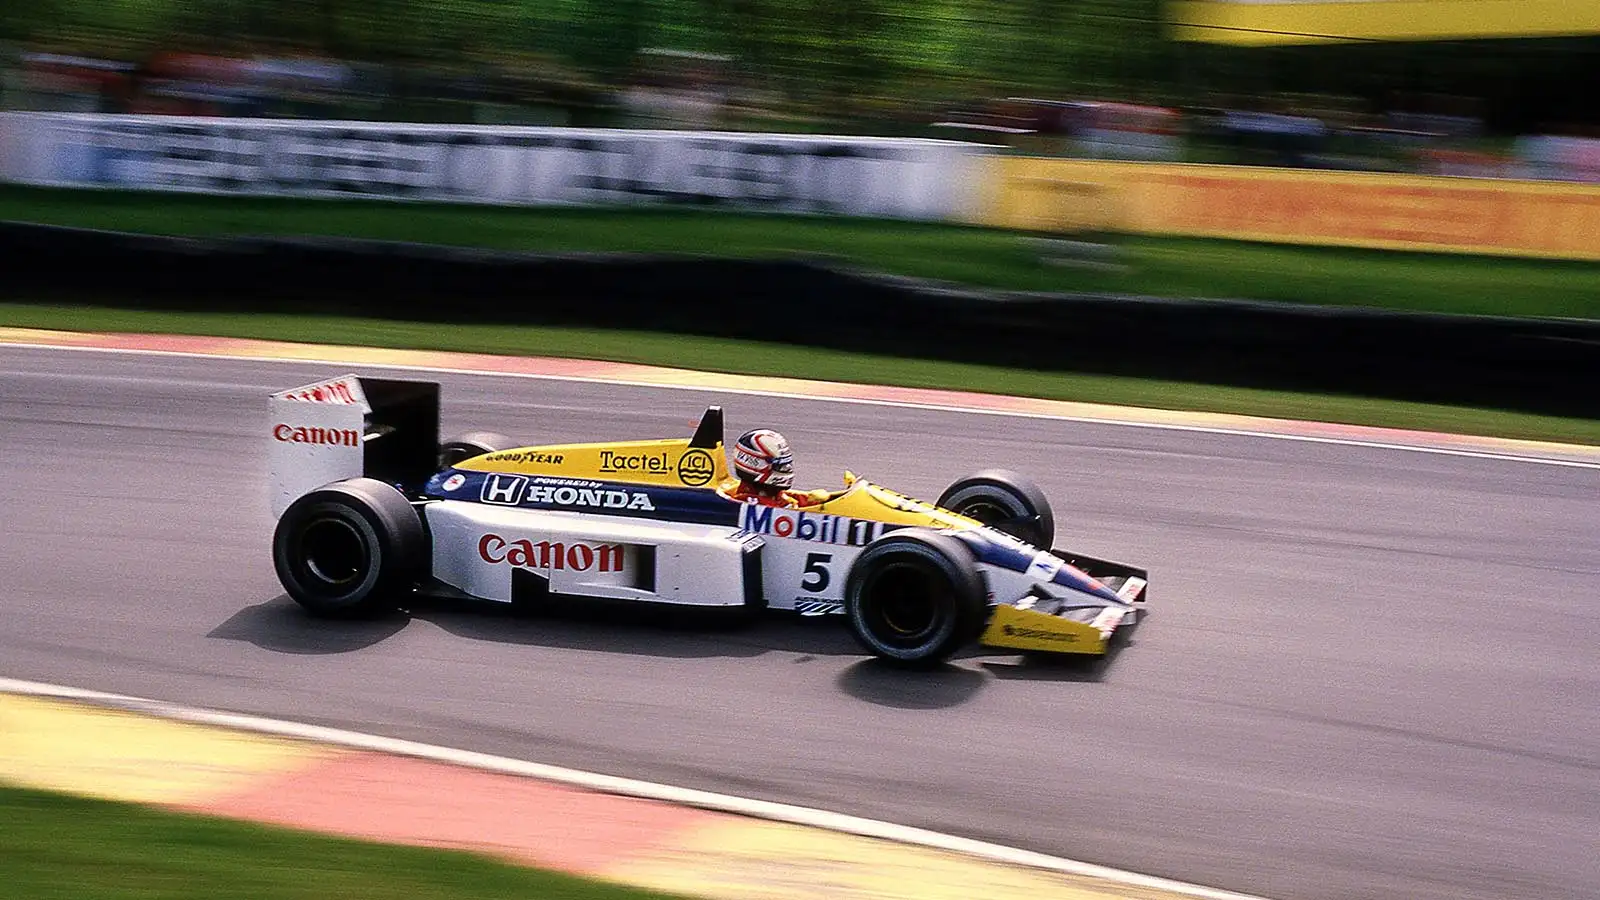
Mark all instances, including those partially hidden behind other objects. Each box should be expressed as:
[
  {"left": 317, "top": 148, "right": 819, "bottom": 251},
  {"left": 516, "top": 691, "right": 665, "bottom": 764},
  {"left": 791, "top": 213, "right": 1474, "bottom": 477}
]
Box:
[{"left": 1, "top": 344, "right": 1596, "bottom": 900}]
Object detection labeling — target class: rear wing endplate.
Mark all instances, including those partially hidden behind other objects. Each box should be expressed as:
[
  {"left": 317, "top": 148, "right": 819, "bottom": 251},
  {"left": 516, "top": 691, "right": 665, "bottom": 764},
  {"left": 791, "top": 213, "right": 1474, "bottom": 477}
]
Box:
[{"left": 268, "top": 375, "right": 439, "bottom": 517}]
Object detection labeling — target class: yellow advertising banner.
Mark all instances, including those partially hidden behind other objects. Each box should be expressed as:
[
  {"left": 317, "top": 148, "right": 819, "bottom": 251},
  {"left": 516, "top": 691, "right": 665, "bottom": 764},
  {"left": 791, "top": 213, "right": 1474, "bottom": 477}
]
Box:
[
  {"left": 980, "top": 158, "right": 1600, "bottom": 261},
  {"left": 1169, "top": 0, "right": 1600, "bottom": 46}
]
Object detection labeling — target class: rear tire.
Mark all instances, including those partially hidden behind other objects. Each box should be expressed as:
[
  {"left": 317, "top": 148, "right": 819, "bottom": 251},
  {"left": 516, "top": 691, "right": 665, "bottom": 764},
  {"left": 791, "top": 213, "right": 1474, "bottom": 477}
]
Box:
[
  {"left": 937, "top": 469, "right": 1054, "bottom": 549},
  {"left": 272, "top": 478, "right": 426, "bottom": 617},
  {"left": 844, "top": 530, "right": 987, "bottom": 668},
  {"left": 439, "top": 431, "right": 514, "bottom": 468}
]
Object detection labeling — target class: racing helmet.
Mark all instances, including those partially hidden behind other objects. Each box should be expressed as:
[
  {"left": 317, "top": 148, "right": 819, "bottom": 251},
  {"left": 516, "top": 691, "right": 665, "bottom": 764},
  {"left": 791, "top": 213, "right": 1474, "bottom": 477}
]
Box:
[{"left": 732, "top": 429, "right": 794, "bottom": 491}]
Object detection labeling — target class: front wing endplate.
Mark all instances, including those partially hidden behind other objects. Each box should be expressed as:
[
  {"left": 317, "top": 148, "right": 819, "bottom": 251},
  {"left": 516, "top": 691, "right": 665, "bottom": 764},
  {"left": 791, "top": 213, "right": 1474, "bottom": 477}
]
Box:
[{"left": 980, "top": 605, "right": 1108, "bottom": 655}]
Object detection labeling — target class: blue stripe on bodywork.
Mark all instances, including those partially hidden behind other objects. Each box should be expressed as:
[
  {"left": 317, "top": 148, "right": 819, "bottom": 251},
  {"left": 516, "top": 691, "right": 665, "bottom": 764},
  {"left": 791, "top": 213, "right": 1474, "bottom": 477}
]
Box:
[
  {"left": 423, "top": 468, "right": 742, "bottom": 527},
  {"left": 951, "top": 529, "right": 1125, "bottom": 604},
  {"left": 951, "top": 529, "right": 1035, "bottom": 572}
]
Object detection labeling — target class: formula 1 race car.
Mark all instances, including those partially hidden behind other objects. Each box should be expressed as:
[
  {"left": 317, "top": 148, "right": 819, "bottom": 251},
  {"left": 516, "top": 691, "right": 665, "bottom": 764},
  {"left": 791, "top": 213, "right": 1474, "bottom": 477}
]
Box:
[{"left": 268, "top": 375, "right": 1147, "bottom": 666}]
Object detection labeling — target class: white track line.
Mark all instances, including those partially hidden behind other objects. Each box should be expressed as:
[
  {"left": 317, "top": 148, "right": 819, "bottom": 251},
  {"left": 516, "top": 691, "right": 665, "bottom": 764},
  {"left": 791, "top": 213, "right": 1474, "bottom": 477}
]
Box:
[
  {"left": 0, "top": 676, "right": 1273, "bottom": 900},
  {"left": 4, "top": 339, "right": 1598, "bottom": 471}
]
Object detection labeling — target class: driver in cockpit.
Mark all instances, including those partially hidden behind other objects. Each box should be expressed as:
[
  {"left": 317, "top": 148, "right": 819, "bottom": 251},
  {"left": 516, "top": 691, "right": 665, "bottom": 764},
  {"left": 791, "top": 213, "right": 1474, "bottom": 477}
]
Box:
[{"left": 723, "top": 429, "right": 829, "bottom": 509}]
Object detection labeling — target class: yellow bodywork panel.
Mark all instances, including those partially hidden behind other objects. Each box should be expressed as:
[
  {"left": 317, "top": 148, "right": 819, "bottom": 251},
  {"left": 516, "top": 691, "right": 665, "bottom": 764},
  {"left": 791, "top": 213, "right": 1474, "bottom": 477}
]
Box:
[
  {"left": 804, "top": 480, "right": 983, "bottom": 530},
  {"left": 456, "top": 438, "right": 728, "bottom": 489},
  {"left": 981, "top": 605, "right": 1108, "bottom": 655}
]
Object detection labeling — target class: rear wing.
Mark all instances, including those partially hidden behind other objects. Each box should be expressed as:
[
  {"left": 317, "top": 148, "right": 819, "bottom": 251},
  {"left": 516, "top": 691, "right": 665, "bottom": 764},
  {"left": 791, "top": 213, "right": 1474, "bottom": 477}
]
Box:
[{"left": 268, "top": 375, "right": 440, "bottom": 517}]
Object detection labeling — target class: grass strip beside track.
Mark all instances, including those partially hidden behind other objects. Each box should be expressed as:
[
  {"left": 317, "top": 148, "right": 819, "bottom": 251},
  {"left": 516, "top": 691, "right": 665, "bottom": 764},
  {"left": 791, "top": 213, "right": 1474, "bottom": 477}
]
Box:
[
  {"left": 3, "top": 303, "right": 1595, "bottom": 445},
  {"left": 3, "top": 186, "right": 1598, "bottom": 319},
  {"left": 0, "top": 783, "right": 688, "bottom": 900}
]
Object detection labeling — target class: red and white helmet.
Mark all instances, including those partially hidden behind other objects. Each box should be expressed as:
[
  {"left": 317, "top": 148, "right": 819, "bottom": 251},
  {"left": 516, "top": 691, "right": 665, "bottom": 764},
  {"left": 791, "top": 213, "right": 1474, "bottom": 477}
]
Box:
[{"left": 732, "top": 429, "right": 794, "bottom": 490}]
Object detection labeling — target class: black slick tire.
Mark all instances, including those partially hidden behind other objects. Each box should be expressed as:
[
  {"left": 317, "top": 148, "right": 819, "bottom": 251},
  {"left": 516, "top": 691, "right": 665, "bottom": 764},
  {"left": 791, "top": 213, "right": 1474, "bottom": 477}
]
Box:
[
  {"left": 439, "top": 431, "right": 515, "bottom": 468},
  {"left": 844, "top": 529, "right": 987, "bottom": 668},
  {"left": 272, "top": 478, "right": 426, "bottom": 617},
  {"left": 937, "top": 469, "right": 1055, "bottom": 549}
]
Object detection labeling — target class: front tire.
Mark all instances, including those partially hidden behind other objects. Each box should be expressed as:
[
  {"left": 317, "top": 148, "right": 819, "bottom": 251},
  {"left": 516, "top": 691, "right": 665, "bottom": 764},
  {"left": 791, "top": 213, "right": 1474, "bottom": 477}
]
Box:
[
  {"left": 272, "top": 478, "right": 426, "bottom": 617},
  {"left": 937, "top": 469, "right": 1055, "bottom": 549},
  {"left": 844, "top": 530, "right": 987, "bottom": 667}
]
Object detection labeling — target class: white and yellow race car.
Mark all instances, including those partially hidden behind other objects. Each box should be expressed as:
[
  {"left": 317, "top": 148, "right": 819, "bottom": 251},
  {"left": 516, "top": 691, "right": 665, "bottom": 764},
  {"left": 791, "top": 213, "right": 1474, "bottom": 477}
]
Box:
[{"left": 268, "top": 375, "right": 1147, "bottom": 667}]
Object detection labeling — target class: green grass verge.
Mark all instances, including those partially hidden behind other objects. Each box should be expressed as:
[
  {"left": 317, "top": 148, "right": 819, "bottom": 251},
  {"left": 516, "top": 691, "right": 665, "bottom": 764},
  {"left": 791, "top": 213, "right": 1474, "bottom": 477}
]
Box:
[
  {"left": 0, "top": 784, "right": 688, "bottom": 900},
  {"left": 3, "top": 302, "right": 1595, "bottom": 445},
  {"left": 3, "top": 185, "right": 1598, "bottom": 319}
]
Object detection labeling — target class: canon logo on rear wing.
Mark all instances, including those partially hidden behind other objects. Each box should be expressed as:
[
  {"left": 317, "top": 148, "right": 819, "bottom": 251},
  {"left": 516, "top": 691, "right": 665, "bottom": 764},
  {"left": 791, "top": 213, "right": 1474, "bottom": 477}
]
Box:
[
  {"left": 274, "top": 375, "right": 366, "bottom": 406},
  {"left": 273, "top": 424, "right": 361, "bottom": 446}
]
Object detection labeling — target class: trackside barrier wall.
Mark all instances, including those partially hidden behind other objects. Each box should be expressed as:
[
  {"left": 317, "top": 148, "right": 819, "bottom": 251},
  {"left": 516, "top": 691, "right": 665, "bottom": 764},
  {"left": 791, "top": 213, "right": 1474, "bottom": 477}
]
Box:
[
  {"left": 0, "top": 112, "right": 992, "bottom": 221},
  {"left": 2, "top": 222, "right": 1595, "bottom": 418},
  {"left": 980, "top": 157, "right": 1600, "bottom": 261},
  {"left": 7, "top": 112, "right": 1599, "bottom": 255}
]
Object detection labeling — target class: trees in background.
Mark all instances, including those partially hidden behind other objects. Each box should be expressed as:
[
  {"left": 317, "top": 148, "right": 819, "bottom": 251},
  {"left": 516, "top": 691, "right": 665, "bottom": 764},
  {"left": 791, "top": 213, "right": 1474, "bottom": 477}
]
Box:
[
  {"left": 7, "top": 0, "right": 1593, "bottom": 131},
  {"left": 8, "top": 0, "right": 1169, "bottom": 103}
]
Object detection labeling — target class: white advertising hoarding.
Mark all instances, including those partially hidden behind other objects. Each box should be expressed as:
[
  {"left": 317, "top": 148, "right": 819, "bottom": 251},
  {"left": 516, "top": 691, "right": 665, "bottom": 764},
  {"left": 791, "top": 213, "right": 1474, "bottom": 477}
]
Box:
[{"left": 0, "top": 113, "right": 993, "bottom": 221}]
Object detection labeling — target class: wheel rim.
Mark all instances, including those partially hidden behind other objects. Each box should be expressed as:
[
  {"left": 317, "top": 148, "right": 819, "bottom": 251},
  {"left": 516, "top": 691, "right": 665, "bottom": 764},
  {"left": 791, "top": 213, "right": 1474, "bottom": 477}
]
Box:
[
  {"left": 860, "top": 561, "right": 949, "bottom": 648},
  {"left": 956, "top": 496, "right": 1043, "bottom": 545},
  {"left": 957, "top": 499, "right": 1012, "bottom": 527},
  {"left": 299, "top": 517, "right": 368, "bottom": 588}
]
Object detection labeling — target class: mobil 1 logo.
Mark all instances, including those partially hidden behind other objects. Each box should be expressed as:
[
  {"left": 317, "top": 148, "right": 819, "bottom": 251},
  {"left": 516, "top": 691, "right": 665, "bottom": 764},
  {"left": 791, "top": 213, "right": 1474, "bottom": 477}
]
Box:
[
  {"left": 737, "top": 503, "right": 892, "bottom": 612},
  {"left": 737, "top": 504, "right": 885, "bottom": 546}
]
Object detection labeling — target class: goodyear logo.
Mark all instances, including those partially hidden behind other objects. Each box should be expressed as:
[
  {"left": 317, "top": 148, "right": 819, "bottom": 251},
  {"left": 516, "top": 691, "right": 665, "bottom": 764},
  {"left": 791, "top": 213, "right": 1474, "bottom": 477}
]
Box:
[
  {"left": 1001, "top": 623, "right": 1076, "bottom": 643},
  {"left": 677, "top": 449, "right": 715, "bottom": 487},
  {"left": 485, "top": 450, "right": 565, "bottom": 465},
  {"left": 739, "top": 504, "right": 883, "bottom": 545}
]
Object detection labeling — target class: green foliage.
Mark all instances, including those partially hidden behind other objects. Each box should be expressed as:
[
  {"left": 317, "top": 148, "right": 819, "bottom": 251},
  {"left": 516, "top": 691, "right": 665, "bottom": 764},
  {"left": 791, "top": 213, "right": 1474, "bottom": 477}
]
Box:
[
  {"left": 3, "top": 185, "right": 1596, "bottom": 319},
  {"left": 10, "top": 0, "right": 1594, "bottom": 122},
  {"left": 10, "top": 0, "right": 1175, "bottom": 103}
]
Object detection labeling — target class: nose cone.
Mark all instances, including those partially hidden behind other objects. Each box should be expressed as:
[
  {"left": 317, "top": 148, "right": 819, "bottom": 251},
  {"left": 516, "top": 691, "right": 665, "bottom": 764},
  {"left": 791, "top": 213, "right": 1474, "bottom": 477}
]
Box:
[{"left": 1050, "top": 558, "right": 1123, "bottom": 603}]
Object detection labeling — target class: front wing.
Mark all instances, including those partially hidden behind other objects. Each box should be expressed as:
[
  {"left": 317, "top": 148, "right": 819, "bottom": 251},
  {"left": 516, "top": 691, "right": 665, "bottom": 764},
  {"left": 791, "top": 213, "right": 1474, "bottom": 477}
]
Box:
[{"left": 979, "top": 548, "right": 1147, "bottom": 655}]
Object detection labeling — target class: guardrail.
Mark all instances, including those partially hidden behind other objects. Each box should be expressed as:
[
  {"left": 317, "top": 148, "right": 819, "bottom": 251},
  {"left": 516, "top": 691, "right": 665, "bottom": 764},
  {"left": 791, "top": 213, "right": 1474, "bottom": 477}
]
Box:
[{"left": 3, "top": 221, "right": 1594, "bottom": 418}]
